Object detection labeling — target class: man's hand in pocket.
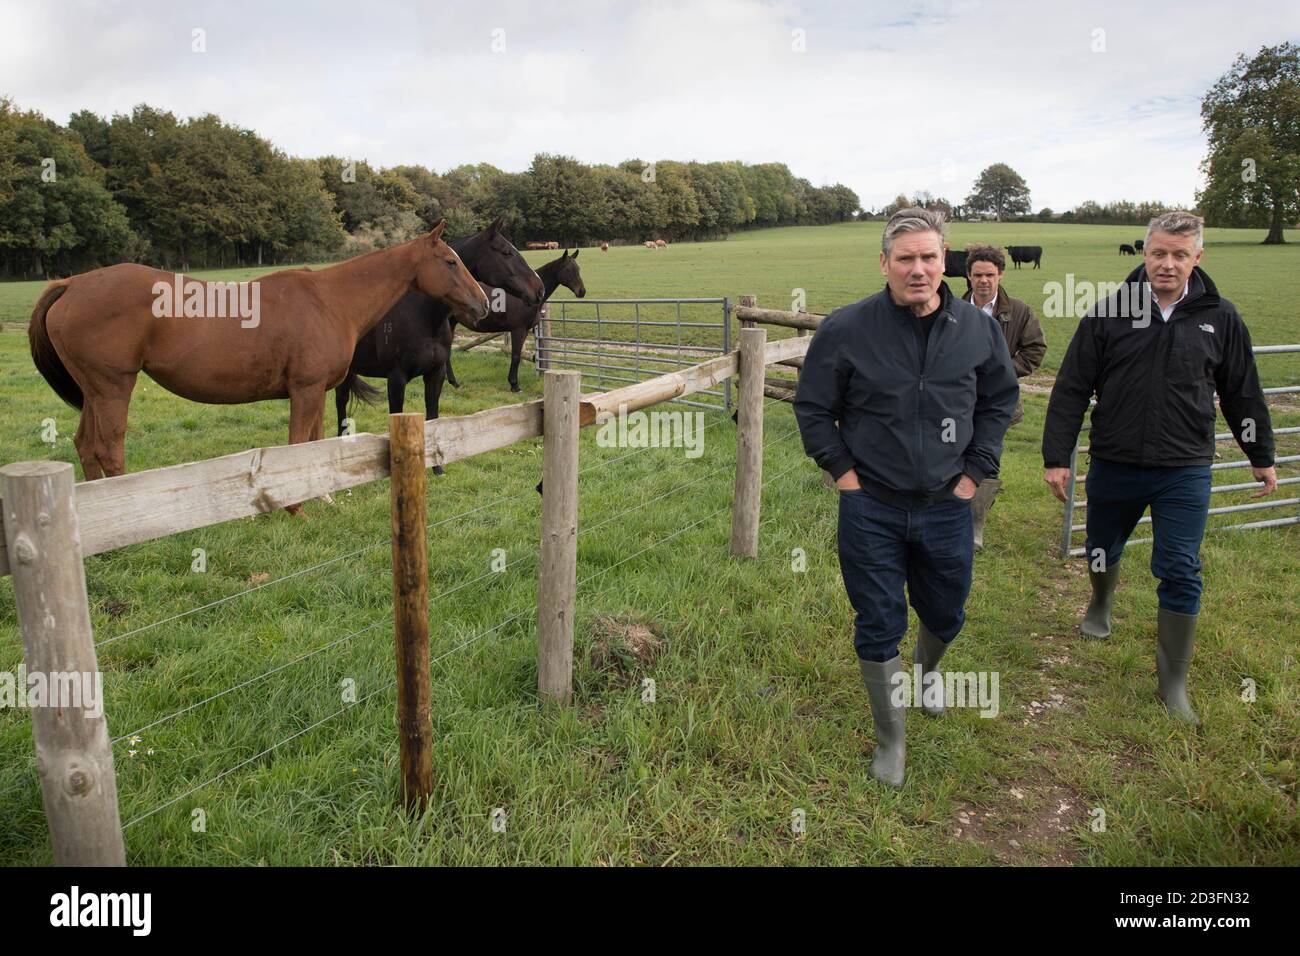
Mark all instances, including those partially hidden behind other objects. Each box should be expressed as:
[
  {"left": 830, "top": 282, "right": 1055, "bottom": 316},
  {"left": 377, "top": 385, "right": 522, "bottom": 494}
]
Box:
[{"left": 953, "top": 475, "right": 978, "bottom": 500}]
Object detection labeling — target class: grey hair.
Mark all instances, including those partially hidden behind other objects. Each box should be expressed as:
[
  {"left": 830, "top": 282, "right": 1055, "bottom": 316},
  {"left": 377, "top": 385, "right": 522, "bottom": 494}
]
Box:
[
  {"left": 882, "top": 206, "right": 946, "bottom": 257},
  {"left": 1146, "top": 210, "right": 1203, "bottom": 251}
]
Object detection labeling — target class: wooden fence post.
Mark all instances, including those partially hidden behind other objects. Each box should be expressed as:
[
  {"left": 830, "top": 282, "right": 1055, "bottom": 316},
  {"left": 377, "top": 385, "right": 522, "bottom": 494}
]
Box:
[
  {"left": 0, "top": 460, "right": 125, "bottom": 866},
  {"left": 731, "top": 326, "right": 766, "bottom": 557},
  {"left": 538, "top": 370, "right": 579, "bottom": 704},
  {"left": 739, "top": 294, "right": 756, "bottom": 329},
  {"left": 388, "top": 413, "right": 432, "bottom": 812}
]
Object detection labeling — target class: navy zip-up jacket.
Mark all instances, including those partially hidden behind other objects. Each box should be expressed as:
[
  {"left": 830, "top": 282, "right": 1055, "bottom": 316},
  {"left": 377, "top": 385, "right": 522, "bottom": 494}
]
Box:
[{"left": 794, "top": 281, "right": 1019, "bottom": 497}]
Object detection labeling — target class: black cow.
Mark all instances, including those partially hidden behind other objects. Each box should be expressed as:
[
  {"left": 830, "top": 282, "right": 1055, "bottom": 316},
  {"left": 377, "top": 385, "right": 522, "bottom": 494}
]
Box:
[
  {"left": 1005, "top": 245, "right": 1042, "bottom": 269},
  {"left": 944, "top": 249, "right": 969, "bottom": 278},
  {"left": 1134, "top": 239, "right": 1145, "bottom": 252},
  {"left": 1119, "top": 244, "right": 1136, "bottom": 255}
]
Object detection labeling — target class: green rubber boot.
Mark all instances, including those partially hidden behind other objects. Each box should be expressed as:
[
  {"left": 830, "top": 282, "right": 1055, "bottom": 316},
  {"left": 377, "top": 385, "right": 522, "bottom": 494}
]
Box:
[
  {"left": 1156, "top": 608, "right": 1199, "bottom": 724},
  {"left": 1080, "top": 564, "right": 1121, "bottom": 639},
  {"left": 970, "top": 479, "right": 1002, "bottom": 552},
  {"left": 913, "top": 623, "right": 949, "bottom": 717},
  {"left": 858, "top": 656, "right": 906, "bottom": 788}
]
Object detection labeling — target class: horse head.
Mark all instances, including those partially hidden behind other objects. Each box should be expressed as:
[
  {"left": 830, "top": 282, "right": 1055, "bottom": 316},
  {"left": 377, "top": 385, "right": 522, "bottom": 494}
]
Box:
[
  {"left": 416, "top": 220, "right": 489, "bottom": 324},
  {"left": 458, "top": 216, "right": 545, "bottom": 308},
  {"left": 557, "top": 249, "right": 586, "bottom": 298}
]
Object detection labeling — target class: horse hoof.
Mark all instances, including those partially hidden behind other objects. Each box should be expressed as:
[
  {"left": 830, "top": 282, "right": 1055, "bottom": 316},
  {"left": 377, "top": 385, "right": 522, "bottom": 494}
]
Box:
[
  {"left": 286, "top": 504, "right": 308, "bottom": 519},
  {"left": 510, "top": 385, "right": 522, "bottom": 393},
  {"left": 432, "top": 466, "right": 445, "bottom": 477}
]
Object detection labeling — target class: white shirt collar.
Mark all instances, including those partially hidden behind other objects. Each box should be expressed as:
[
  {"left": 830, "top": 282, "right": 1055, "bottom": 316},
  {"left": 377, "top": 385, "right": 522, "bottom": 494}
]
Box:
[
  {"left": 1149, "top": 281, "right": 1189, "bottom": 322},
  {"left": 970, "top": 290, "right": 997, "bottom": 316}
]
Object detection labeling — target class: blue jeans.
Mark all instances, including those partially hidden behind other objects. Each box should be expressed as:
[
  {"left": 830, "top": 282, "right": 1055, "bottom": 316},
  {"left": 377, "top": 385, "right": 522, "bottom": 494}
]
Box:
[
  {"left": 837, "top": 489, "right": 974, "bottom": 662},
  {"left": 1084, "top": 457, "right": 1212, "bottom": 615}
]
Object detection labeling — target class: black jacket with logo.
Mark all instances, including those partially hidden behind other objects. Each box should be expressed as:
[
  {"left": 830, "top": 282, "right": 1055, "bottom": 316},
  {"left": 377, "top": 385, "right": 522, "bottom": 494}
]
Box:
[
  {"left": 1042, "top": 266, "right": 1274, "bottom": 469},
  {"left": 794, "top": 282, "right": 1019, "bottom": 497}
]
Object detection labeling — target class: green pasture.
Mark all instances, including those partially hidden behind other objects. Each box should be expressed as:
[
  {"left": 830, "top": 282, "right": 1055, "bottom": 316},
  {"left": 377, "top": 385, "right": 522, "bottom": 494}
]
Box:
[{"left": 0, "top": 222, "right": 1296, "bottom": 865}]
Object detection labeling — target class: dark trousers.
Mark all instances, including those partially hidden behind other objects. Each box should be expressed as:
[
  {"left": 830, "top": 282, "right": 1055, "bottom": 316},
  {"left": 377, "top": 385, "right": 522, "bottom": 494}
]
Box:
[
  {"left": 1084, "top": 457, "right": 1212, "bottom": 615},
  {"left": 837, "top": 489, "right": 974, "bottom": 662}
]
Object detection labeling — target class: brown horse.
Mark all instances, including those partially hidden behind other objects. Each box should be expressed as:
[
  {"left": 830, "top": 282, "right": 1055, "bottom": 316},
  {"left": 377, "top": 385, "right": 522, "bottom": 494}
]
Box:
[{"left": 29, "top": 221, "right": 488, "bottom": 486}]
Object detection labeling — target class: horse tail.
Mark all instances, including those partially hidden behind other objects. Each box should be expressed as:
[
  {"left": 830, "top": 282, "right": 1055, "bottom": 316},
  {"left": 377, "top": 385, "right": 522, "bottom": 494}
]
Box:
[
  {"left": 339, "top": 371, "right": 383, "bottom": 415},
  {"left": 29, "top": 282, "right": 82, "bottom": 410},
  {"left": 445, "top": 352, "right": 460, "bottom": 389}
]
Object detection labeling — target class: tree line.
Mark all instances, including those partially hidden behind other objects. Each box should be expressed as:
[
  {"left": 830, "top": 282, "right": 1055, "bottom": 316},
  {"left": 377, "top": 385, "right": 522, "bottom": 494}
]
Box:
[
  {"left": 0, "top": 97, "right": 861, "bottom": 277},
  {"left": 873, "top": 171, "right": 1180, "bottom": 227}
]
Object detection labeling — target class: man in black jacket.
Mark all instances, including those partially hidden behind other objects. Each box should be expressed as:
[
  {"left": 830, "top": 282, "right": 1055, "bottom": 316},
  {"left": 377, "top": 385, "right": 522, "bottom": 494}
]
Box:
[
  {"left": 794, "top": 207, "right": 1019, "bottom": 787},
  {"left": 1043, "top": 211, "right": 1277, "bottom": 723}
]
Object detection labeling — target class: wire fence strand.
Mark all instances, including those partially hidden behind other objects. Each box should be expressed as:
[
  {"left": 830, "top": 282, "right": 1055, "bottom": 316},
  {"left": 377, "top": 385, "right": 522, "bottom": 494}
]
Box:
[{"left": 93, "top": 397, "right": 785, "bottom": 649}]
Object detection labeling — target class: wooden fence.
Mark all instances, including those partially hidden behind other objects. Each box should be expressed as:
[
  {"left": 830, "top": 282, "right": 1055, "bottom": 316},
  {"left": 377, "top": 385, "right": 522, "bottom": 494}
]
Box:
[
  {"left": 0, "top": 321, "right": 812, "bottom": 865},
  {"left": 735, "top": 295, "right": 825, "bottom": 404}
]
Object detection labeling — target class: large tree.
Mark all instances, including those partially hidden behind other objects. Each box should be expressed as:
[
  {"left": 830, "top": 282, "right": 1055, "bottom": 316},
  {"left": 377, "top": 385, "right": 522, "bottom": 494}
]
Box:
[
  {"left": 964, "top": 163, "right": 1031, "bottom": 221},
  {"left": 1198, "top": 43, "right": 1300, "bottom": 244}
]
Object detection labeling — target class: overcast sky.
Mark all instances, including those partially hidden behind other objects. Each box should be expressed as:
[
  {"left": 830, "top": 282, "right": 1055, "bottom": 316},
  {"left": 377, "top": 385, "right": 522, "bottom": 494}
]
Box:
[{"left": 3, "top": 0, "right": 1297, "bottom": 211}]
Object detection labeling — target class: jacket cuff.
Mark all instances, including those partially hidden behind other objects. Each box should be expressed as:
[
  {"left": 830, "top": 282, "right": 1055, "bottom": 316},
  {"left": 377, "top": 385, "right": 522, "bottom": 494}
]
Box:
[
  {"left": 962, "top": 460, "right": 989, "bottom": 484},
  {"left": 1043, "top": 460, "right": 1070, "bottom": 469},
  {"left": 827, "top": 452, "right": 857, "bottom": 481},
  {"left": 1248, "top": 454, "right": 1275, "bottom": 469}
]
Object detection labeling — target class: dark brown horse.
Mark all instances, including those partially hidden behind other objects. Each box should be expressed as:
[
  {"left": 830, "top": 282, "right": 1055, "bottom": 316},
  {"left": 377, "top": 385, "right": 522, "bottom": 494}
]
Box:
[
  {"left": 334, "top": 251, "right": 584, "bottom": 477},
  {"left": 335, "top": 292, "right": 459, "bottom": 473},
  {"left": 446, "top": 248, "right": 586, "bottom": 392},
  {"left": 333, "top": 219, "right": 544, "bottom": 431},
  {"left": 29, "top": 221, "right": 488, "bottom": 489}
]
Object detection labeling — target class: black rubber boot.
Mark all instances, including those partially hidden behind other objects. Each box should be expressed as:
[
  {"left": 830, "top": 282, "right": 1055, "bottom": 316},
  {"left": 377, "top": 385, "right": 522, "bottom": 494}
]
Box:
[
  {"left": 1080, "top": 564, "right": 1121, "bottom": 639},
  {"left": 1156, "top": 608, "right": 1199, "bottom": 724},
  {"left": 970, "top": 479, "right": 1002, "bottom": 552},
  {"left": 859, "top": 655, "right": 906, "bottom": 788},
  {"left": 913, "top": 623, "right": 949, "bottom": 717}
]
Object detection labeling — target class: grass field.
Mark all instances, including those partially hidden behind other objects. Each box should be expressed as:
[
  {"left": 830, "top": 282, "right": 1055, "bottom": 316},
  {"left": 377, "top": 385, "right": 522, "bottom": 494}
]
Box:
[{"left": 0, "top": 223, "right": 1296, "bottom": 865}]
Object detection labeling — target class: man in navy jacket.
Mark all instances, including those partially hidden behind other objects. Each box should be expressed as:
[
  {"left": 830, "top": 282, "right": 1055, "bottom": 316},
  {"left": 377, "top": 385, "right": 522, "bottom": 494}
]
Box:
[{"left": 795, "top": 207, "right": 1019, "bottom": 787}]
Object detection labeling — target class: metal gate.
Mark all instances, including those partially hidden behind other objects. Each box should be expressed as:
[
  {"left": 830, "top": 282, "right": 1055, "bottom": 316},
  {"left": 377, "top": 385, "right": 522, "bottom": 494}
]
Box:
[
  {"left": 534, "top": 297, "right": 733, "bottom": 412},
  {"left": 1059, "top": 343, "right": 1300, "bottom": 557}
]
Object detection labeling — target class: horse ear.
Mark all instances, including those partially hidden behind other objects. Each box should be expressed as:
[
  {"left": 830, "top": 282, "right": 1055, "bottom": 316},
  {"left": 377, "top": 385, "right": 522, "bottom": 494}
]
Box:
[
  {"left": 491, "top": 215, "right": 504, "bottom": 234},
  {"left": 429, "top": 219, "right": 446, "bottom": 241},
  {"left": 572, "top": 249, "right": 579, "bottom": 259}
]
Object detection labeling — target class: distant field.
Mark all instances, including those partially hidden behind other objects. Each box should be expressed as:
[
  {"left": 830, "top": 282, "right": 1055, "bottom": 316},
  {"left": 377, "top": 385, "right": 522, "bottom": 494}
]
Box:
[
  {"left": 2, "top": 221, "right": 1295, "bottom": 382},
  {"left": 0, "top": 222, "right": 1296, "bottom": 866}
]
